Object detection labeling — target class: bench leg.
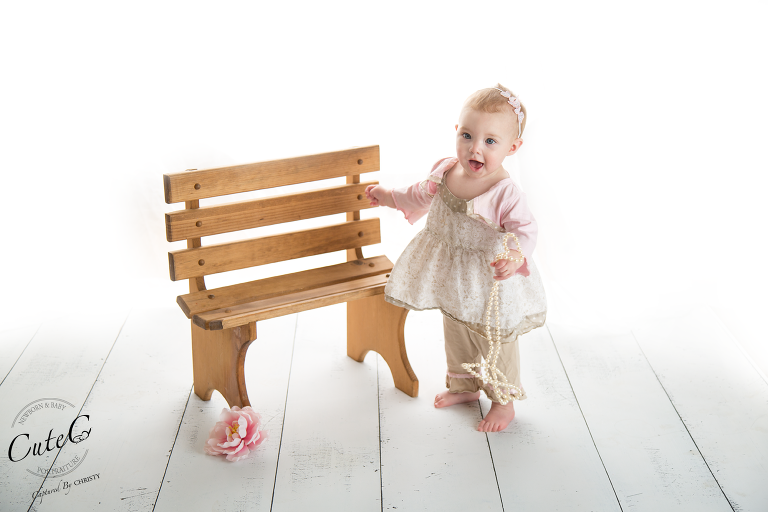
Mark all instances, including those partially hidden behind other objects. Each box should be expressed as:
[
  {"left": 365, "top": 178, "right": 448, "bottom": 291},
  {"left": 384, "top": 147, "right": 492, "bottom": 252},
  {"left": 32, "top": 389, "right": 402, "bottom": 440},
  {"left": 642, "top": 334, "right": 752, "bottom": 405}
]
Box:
[
  {"left": 347, "top": 294, "right": 418, "bottom": 397},
  {"left": 190, "top": 321, "right": 256, "bottom": 409}
]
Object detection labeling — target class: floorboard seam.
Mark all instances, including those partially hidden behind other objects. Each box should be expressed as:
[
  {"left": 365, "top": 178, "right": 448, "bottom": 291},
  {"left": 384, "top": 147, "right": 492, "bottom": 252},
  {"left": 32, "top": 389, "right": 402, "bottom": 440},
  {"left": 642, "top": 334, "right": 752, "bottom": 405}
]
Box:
[
  {"left": 710, "top": 309, "right": 768, "bottom": 387},
  {"left": 152, "top": 384, "right": 194, "bottom": 512},
  {"left": 630, "top": 331, "right": 737, "bottom": 512},
  {"left": 376, "top": 356, "right": 384, "bottom": 512},
  {"left": 546, "top": 324, "right": 624, "bottom": 512},
  {"left": 27, "top": 310, "right": 131, "bottom": 512},
  {"left": 0, "top": 322, "right": 42, "bottom": 389},
  {"left": 484, "top": 430, "right": 505, "bottom": 512},
  {"left": 269, "top": 315, "right": 299, "bottom": 512}
]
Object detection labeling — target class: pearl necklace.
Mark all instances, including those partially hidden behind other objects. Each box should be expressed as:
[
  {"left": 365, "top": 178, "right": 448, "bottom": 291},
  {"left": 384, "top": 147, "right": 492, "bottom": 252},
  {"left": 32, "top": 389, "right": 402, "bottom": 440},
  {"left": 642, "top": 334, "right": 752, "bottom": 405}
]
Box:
[{"left": 460, "top": 232, "right": 524, "bottom": 405}]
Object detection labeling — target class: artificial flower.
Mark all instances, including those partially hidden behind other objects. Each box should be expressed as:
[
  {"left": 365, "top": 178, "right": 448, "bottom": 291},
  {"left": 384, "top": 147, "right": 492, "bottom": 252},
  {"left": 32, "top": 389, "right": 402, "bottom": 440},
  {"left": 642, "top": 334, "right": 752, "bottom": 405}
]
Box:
[{"left": 204, "top": 406, "right": 268, "bottom": 462}]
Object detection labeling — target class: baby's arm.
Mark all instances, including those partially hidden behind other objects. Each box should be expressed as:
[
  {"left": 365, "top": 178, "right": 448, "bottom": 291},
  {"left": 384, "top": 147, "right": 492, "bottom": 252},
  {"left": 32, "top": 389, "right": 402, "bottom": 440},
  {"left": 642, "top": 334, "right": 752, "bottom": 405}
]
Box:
[
  {"left": 491, "top": 191, "right": 538, "bottom": 280},
  {"left": 367, "top": 158, "right": 452, "bottom": 223},
  {"left": 367, "top": 179, "right": 434, "bottom": 223},
  {"left": 364, "top": 185, "right": 396, "bottom": 209}
]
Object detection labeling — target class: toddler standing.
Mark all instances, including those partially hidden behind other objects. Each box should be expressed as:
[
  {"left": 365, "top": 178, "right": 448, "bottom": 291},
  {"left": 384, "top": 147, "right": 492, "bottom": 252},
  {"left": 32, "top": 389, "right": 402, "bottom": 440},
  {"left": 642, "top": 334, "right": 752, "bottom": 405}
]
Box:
[{"left": 365, "top": 84, "right": 547, "bottom": 432}]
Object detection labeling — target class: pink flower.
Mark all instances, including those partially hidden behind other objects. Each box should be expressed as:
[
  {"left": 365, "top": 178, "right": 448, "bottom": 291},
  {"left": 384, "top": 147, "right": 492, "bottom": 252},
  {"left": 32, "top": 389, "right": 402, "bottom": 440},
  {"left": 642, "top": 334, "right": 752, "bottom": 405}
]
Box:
[{"left": 204, "top": 406, "right": 268, "bottom": 461}]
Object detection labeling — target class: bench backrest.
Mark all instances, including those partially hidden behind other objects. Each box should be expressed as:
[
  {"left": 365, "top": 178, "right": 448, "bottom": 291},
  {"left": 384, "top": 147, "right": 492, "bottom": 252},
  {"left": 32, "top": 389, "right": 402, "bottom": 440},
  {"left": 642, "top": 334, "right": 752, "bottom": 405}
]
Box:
[{"left": 163, "top": 146, "right": 380, "bottom": 293}]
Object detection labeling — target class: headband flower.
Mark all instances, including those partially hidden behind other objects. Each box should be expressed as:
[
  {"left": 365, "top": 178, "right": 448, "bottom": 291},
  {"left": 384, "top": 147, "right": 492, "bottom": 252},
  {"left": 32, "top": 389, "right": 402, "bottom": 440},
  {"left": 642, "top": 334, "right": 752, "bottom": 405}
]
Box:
[{"left": 494, "top": 87, "right": 525, "bottom": 129}]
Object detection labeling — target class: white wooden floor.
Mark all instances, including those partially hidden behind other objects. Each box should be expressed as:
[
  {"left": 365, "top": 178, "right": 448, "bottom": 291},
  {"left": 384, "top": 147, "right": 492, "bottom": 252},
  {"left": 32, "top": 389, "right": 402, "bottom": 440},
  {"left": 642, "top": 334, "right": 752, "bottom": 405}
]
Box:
[{"left": 1, "top": 304, "right": 766, "bottom": 511}]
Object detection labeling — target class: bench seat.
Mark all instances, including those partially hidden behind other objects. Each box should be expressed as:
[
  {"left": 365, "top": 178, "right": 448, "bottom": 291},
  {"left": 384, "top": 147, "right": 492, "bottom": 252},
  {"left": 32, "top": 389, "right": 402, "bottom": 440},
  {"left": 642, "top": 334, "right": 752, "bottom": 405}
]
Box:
[{"left": 180, "top": 256, "right": 393, "bottom": 330}]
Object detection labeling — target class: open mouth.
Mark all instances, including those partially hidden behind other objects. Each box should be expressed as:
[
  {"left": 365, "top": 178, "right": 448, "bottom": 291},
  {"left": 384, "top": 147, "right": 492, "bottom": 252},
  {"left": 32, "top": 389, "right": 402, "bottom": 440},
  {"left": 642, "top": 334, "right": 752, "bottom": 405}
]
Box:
[{"left": 468, "top": 159, "right": 484, "bottom": 172}]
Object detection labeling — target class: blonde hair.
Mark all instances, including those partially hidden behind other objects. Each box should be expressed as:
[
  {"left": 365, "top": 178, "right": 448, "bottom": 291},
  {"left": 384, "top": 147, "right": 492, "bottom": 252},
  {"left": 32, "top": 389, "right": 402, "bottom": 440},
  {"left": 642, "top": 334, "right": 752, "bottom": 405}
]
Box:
[{"left": 463, "top": 83, "right": 527, "bottom": 138}]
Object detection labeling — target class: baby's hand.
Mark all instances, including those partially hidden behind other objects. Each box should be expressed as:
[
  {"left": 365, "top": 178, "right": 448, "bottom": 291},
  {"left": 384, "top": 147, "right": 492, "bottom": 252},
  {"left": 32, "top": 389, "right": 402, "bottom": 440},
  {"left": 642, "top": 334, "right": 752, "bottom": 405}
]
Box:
[
  {"left": 490, "top": 251, "right": 525, "bottom": 281},
  {"left": 365, "top": 184, "right": 393, "bottom": 208},
  {"left": 364, "top": 184, "right": 380, "bottom": 206}
]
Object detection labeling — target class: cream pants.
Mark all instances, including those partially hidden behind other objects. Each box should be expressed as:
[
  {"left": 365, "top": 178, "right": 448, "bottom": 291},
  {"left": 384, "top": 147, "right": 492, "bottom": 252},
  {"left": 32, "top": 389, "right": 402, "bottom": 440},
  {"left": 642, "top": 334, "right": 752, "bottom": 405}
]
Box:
[{"left": 443, "top": 314, "right": 527, "bottom": 401}]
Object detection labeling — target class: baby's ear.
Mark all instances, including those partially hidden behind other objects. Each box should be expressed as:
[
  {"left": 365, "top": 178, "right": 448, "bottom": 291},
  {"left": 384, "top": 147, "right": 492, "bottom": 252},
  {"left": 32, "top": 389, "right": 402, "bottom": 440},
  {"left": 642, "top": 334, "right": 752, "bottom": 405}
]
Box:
[{"left": 508, "top": 139, "right": 523, "bottom": 155}]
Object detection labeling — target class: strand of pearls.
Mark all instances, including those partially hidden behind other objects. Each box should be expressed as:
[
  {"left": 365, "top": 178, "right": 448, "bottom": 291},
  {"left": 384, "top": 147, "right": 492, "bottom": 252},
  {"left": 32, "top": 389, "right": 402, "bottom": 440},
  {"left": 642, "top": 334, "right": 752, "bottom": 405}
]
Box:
[{"left": 460, "top": 232, "right": 524, "bottom": 405}]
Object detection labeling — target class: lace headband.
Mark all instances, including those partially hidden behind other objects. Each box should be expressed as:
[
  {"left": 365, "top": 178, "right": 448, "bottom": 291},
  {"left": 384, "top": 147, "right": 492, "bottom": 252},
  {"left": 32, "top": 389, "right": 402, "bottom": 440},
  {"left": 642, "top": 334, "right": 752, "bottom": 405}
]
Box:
[{"left": 493, "top": 87, "right": 524, "bottom": 138}]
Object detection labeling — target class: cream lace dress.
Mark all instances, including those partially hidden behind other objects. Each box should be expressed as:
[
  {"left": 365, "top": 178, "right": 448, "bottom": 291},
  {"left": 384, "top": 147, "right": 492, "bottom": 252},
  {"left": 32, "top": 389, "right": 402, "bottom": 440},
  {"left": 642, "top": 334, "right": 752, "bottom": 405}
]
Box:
[{"left": 384, "top": 163, "right": 547, "bottom": 343}]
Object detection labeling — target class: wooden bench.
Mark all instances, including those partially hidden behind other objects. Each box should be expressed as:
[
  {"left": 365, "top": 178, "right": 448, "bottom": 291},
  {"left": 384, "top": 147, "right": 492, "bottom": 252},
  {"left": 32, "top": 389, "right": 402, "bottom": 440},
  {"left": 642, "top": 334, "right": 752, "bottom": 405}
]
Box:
[{"left": 163, "top": 145, "right": 418, "bottom": 408}]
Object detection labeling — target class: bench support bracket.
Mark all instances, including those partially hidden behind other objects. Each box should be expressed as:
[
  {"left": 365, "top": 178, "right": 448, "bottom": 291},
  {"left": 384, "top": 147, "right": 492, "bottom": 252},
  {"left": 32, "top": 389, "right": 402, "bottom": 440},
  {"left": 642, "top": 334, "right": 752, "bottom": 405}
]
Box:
[
  {"left": 347, "top": 294, "right": 418, "bottom": 397},
  {"left": 190, "top": 320, "right": 256, "bottom": 408}
]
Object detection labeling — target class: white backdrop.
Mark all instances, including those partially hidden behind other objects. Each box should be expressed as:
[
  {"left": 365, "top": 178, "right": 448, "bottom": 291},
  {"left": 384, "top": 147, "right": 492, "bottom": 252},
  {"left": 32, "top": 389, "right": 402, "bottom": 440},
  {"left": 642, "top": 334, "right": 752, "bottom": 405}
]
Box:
[{"left": 2, "top": 1, "right": 766, "bottom": 371}]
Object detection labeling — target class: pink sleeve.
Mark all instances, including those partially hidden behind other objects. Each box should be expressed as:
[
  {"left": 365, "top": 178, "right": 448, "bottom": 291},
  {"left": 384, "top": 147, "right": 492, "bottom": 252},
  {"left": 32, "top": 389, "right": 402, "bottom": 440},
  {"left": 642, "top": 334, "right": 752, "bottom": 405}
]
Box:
[
  {"left": 391, "top": 157, "right": 456, "bottom": 225},
  {"left": 500, "top": 191, "right": 538, "bottom": 277}
]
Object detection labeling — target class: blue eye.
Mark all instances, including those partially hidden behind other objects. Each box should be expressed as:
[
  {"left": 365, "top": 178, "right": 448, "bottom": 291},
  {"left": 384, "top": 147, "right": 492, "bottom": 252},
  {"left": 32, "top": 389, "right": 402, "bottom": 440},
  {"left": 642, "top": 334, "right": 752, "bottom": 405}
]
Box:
[
  {"left": 462, "top": 133, "right": 471, "bottom": 139},
  {"left": 485, "top": 138, "right": 497, "bottom": 145}
]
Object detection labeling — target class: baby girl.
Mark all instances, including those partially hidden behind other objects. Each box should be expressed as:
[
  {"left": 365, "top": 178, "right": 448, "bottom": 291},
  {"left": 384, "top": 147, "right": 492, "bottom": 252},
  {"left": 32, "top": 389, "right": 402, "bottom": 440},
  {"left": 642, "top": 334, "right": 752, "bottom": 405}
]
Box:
[{"left": 365, "top": 84, "right": 547, "bottom": 432}]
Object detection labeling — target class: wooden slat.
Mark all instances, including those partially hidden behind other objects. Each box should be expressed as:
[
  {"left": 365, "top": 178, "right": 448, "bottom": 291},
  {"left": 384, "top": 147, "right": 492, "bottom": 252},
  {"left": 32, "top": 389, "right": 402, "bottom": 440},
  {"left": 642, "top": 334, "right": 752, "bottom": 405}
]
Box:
[
  {"left": 165, "top": 181, "right": 378, "bottom": 242},
  {"left": 548, "top": 323, "right": 733, "bottom": 511},
  {"left": 270, "top": 305, "right": 381, "bottom": 510},
  {"left": 346, "top": 174, "right": 364, "bottom": 261},
  {"left": 632, "top": 306, "right": 768, "bottom": 511},
  {"left": 168, "top": 218, "right": 381, "bottom": 281},
  {"left": 480, "top": 327, "right": 621, "bottom": 511},
  {"left": 163, "top": 145, "right": 380, "bottom": 203},
  {"left": 177, "top": 255, "right": 393, "bottom": 318},
  {"left": 0, "top": 312, "right": 128, "bottom": 511},
  {"left": 0, "top": 324, "right": 39, "bottom": 385},
  {"left": 193, "top": 274, "right": 389, "bottom": 329},
  {"left": 377, "top": 309, "right": 504, "bottom": 511},
  {"left": 185, "top": 198, "right": 206, "bottom": 293},
  {"left": 34, "top": 308, "right": 192, "bottom": 511}
]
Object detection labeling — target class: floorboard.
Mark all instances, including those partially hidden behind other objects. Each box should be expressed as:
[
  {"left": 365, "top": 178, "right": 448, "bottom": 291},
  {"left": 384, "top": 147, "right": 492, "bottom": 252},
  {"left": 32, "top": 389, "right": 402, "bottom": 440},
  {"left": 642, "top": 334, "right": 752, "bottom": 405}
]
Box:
[
  {"left": 0, "top": 311, "right": 129, "bottom": 512},
  {"left": 29, "top": 308, "right": 192, "bottom": 511},
  {"left": 270, "top": 304, "right": 381, "bottom": 512},
  {"left": 2, "top": 304, "right": 760, "bottom": 511},
  {"left": 633, "top": 306, "right": 768, "bottom": 512},
  {"left": 378, "top": 309, "right": 503, "bottom": 512},
  {"left": 0, "top": 323, "right": 40, "bottom": 385},
  {"left": 154, "top": 313, "right": 298, "bottom": 512},
  {"left": 548, "top": 323, "right": 733, "bottom": 511},
  {"left": 479, "top": 326, "right": 621, "bottom": 511}
]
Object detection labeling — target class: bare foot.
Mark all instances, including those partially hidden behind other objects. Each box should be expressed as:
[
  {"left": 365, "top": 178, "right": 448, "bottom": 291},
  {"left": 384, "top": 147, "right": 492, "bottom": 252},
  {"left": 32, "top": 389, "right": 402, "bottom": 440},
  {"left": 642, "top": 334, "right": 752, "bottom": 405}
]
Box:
[
  {"left": 477, "top": 401, "right": 516, "bottom": 432},
  {"left": 434, "top": 390, "right": 481, "bottom": 408}
]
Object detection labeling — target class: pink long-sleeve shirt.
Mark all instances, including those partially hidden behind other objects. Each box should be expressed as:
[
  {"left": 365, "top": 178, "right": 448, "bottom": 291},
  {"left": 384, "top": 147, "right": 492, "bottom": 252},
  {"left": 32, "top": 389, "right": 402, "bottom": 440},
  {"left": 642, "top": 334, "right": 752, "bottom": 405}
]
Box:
[{"left": 390, "top": 157, "right": 538, "bottom": 277}]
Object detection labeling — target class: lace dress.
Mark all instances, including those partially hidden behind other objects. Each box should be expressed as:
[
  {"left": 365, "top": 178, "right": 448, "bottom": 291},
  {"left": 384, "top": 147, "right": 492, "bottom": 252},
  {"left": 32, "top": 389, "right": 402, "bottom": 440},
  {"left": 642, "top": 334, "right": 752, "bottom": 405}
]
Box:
[{"left": 384, "top": 170, "right": 547, "bottom": 343}]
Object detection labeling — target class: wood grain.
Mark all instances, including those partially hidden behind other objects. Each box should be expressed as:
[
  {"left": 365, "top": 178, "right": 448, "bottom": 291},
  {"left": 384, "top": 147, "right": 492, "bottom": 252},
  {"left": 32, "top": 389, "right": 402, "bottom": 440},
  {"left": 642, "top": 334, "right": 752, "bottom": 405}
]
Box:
[
  {"left": 193, "top": 274, "right": 389, "bottom": 330},
  {"left": 348, "top": 294, "right": 417, "bottom": 397},
  {"left": 185, "top": 198, "right": 206, "bottom": 293},
  {"left": 270, "top": 304, "right": 381, "bottom": 511},
  {"left": 480, "top": 327, "right": 621, "bottom": 511},
  {"left": 168, "top": 218, "right": 381, "bottom": 281},
  {"left": 190, "top": 321, "right": 256, "bottom": 408},
  {"left": 163, "top": 145, "right": 379, "bottom": 203},
  {"left": 33, "top": 308, "right": 192, "bottom": 512},
  {"left": 0, "top": 324, "right": 39, "bottom": 386},
  {"left": 177, "top": 255, "right": 393, "bottom": 318},
  {"left": 165, "top": 181, "right": 378, "bottom": 242},
  {"left": 154, "top": 314, "right": 298, "bottom": 512},
  {"left": 376, "top": 309, "right": 504, "bottom": 511},
  {"left": 346, "top": 173, "right": 364, "bottom": 261},
  {"left": 632, "top": 306, "right": 768, "bottom": 512},
  {"left": 0, "top": 312, "right": 128, "bottom": 511},
  {"left": 548, "top": 323, "right": 733, "bottom": 511}
]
